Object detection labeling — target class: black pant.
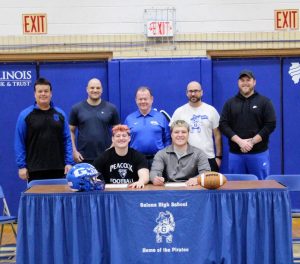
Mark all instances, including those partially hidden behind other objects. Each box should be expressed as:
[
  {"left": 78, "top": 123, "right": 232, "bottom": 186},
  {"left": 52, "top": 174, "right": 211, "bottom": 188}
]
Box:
[{"left": 208, "top": 158, "right": 219, "bottom": 172}]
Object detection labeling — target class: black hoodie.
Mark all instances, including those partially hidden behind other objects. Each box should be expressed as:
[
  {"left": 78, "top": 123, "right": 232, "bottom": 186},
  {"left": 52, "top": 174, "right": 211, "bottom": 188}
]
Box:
[{"left": 219, "top": 91, "right": 276, "bottom": 154}]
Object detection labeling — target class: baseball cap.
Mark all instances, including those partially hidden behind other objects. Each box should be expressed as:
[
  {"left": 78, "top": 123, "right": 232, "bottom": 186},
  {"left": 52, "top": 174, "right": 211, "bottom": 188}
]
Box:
[{"left": 238, "top": 70, "right": 255, "bottom": 80}]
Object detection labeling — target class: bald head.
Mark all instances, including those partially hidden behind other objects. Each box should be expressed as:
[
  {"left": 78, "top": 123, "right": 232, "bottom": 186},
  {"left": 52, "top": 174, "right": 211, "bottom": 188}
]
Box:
[
  {"left": 86, "top": 78, "right": 102, "bottom": 104},
  {"left": 187, "top": 81, "right": 202, "bottom": 91},
  {"left": 186, "top": 81, "right": 203, "bottom": 105},
  {"left": 88, "top": 78, "right": 102, "bottom": 88}
]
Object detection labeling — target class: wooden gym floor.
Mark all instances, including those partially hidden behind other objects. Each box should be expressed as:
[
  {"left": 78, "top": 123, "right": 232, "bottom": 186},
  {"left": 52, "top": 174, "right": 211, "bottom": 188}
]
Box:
[{"left": 293, "top": 218, "right": 300, "bottom": 262}]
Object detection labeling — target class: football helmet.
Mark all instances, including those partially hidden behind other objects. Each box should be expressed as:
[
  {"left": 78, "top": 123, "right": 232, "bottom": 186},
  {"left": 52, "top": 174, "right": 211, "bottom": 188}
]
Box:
[{"left": 67, "top": 163, "right": 105, "bottom": 191}]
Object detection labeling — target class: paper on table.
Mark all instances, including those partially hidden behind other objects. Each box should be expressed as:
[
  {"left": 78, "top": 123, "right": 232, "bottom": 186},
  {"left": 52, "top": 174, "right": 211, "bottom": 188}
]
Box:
[
  {"left": 105, "top": 184, "right": 128, "bottom": 189},
  {"left": 164, "top": 182, "right": 187, "bottom": 187}
]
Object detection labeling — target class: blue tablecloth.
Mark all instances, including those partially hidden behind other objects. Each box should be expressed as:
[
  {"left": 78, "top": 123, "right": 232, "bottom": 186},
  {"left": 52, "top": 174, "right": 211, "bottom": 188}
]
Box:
[{"left": 16, "top": 187, "right": 293, "bottom": 264}]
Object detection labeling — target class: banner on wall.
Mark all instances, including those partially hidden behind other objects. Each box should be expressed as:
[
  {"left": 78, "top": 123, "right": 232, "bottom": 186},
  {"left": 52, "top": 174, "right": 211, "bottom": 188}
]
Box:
[
  {"left": 288, "top": 62, "right": 300, "bottom": 84},
  {"left": 0, "top": 70, "right": 33, "bottom": 87},
  {"left": 283, "top": 58, "right": 300, "bottom": 173}
]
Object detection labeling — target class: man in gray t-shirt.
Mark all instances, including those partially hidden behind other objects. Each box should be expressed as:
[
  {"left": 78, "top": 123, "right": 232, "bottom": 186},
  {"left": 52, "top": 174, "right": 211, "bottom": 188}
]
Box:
[{"left": 69, "top": 78, "right": 120, "bottom": 164}]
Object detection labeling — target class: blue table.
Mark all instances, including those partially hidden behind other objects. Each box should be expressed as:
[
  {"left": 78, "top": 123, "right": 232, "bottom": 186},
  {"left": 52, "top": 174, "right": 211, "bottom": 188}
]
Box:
[{"left": 16, "top": 181, "right": 293, "bottom": 264}]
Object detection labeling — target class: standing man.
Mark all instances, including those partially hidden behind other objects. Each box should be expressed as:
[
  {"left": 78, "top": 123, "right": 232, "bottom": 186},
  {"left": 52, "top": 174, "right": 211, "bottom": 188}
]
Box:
[
  {"left": 15, "top": 77, "right": 73, "bottom": 182},
  {"left": 93, "top": 124, "right": 149, "bottom": 188},
  {"left": 219, "top": 70, "right": 276, "bottom": 180},
  {"left": 171, "top": 81, "right": 222, "bottom": 172},
  {"left": 69, "top": 78, "right": 120, "bottom": 164},
  {"left": 124, "top": 86, "right": 171, "bottom": 168},
  {"left": 150, "top": 120, "right": 210, "bottom": 186}
]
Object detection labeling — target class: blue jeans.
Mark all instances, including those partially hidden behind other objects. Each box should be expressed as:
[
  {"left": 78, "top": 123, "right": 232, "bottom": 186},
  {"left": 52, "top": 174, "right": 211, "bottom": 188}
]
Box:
[{"left": 228, "top": 150, "right": 270, "bottom": 180}]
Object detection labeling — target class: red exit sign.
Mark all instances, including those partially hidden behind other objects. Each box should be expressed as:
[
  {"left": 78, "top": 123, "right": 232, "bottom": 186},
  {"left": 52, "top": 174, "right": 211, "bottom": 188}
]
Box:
[
  {"left": 147, "top": 21, "right": 174, "bottom": 37},
  {"left": 274, "top": 9, "right": 299, "bottom": 30},
  {"left": 22, "top": 14, "right": 47, "bottom": 34}
]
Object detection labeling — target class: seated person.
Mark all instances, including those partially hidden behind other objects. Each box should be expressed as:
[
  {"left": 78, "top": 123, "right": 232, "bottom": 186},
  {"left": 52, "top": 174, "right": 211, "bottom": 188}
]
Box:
[
  {"left": 150, "top": 120, "right": 211, "bottom": 186},
  {"left": 93, "top": 124, "right": 149, "bottom": 188}
]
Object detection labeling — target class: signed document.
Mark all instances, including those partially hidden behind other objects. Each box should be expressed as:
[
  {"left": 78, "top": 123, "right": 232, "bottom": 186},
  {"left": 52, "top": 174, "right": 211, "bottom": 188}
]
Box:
[
  {"left": 105, "top": 184, "right": 128, "bottom": 189},
  {"left": 164, "top": 182, "right": 187, "bottom": 188}
]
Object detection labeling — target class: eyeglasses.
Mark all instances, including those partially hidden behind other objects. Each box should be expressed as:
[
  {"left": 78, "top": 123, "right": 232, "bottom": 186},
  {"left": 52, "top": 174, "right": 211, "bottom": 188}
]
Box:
[{"left": 187, "top": 90, "right": 201, "bottom": 94}]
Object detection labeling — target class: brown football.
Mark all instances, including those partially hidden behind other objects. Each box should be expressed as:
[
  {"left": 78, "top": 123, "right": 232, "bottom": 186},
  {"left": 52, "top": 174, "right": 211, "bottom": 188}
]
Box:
[{"left": 197, "top": 171, "right": 227, "bottom": 189}]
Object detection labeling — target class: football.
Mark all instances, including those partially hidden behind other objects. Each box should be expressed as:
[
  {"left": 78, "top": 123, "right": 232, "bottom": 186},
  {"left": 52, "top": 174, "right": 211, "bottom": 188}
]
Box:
[{"left": 197, "top": 171, "right": 227, "bottom": 190}]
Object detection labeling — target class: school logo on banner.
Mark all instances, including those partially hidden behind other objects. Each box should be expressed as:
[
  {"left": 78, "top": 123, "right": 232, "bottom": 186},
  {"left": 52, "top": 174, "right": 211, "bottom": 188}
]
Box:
[
  {"left": 0, "top": 70, "right": 32, "bottom": 87},
  {"left": 288, "top": 62, "right": 300, "bottom": 84},
  {"left": 140, "top": 201, "right": 190, "bottom": 255},
  {"left": 153, "top": 211, "right": 175, "bottom": 243}
]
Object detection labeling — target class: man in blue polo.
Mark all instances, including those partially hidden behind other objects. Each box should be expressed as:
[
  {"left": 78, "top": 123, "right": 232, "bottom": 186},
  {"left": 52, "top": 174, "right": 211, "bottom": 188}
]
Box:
[{"left": 124, "top": 86, "right": 171, "bottom": 168}]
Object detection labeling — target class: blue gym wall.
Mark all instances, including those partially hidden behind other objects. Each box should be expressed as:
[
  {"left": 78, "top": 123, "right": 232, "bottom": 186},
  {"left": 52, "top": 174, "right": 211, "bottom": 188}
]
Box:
[
  {"left": 282, "top": 58, "right": 300, "bottom": 173},
  {"left": 0, "top": 57, "right": 298, "bottom": 214},
  {"left": 117, "top": 58, "right": 212, "bottom": 121},
  {"left": 39, "top": 61, "right": 109, "bottom": 115},
  {"left": 212, "top": 58, "right": 282, "bottom": 174}
]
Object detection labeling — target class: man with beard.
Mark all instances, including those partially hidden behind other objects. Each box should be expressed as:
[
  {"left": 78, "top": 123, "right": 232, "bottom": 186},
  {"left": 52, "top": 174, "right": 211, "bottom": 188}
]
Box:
[
  {"left": 219, "top": 70, "right": 276, "bottom": 180},
  {"left": 69, "top": 78, "right": 120, "bottom": 164},
  {"left": 170, "top": 81, "right": 222, "bottom": 172}
]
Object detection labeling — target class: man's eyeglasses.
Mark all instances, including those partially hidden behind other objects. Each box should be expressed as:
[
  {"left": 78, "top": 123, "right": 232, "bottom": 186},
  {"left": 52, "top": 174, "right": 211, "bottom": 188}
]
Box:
[{"left": 187, "top": 90, "right": 201, "bottom": 94}]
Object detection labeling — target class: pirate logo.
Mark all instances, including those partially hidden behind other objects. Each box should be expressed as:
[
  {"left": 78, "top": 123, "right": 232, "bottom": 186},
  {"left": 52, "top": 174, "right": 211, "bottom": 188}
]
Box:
[{"left": 153, "top": 211, "right": 175, "bottom": 243}]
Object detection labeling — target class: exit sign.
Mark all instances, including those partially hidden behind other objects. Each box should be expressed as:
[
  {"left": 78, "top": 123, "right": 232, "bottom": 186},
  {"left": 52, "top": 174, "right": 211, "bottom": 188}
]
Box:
[
  {"left": 22, "top": 13, "right": 47, "bottom": 34},
  {"left": 147, "top": 21, "right": 174, "bottom": 37},
  {"left": 274, "top": 9, "right": 299, "bottom": 30}
]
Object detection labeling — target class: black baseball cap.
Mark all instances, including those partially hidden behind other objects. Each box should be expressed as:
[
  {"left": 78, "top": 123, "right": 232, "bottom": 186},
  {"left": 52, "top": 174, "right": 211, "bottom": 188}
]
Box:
[{"left": 238, "top": 70, "right": 255, "bottom": 80}]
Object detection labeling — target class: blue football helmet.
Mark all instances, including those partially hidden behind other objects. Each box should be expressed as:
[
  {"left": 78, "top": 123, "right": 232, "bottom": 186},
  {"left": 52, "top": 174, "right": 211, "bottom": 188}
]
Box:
[{"left": 67, "top": 163, "right": 105, "bottom": 191}]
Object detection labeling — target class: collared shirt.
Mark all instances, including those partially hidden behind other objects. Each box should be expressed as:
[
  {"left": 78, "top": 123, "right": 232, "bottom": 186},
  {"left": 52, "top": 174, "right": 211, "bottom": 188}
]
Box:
[
  {"left": 150, "top": 144, "right": 210, "bottom": 182},
  {"left": 125, "top": 109, "right": 171, "bottom": 155}
]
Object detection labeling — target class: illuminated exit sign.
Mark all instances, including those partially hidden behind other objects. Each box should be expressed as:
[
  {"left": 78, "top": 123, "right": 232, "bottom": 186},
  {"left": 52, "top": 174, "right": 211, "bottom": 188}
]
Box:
[
  {"left": 274, "top": 9, "right": 299, "bottom": 30},
  {"left": 22, "top": 13, "right": 47, "bottom": 34},
  {"left": 147, "top": 21, "right": 174, "bottom": 37}
]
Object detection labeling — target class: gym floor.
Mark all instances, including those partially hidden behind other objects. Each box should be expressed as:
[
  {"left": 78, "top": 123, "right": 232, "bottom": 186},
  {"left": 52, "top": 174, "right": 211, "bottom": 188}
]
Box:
[{"left": 293, "top": 218, "right": 300, "bottom": 262}]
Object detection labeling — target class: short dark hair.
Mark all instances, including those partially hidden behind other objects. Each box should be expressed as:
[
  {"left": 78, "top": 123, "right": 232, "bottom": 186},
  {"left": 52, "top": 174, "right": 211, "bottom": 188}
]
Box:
[{"left": 34, "top": 78, "right": 52, "bottom": 91}]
